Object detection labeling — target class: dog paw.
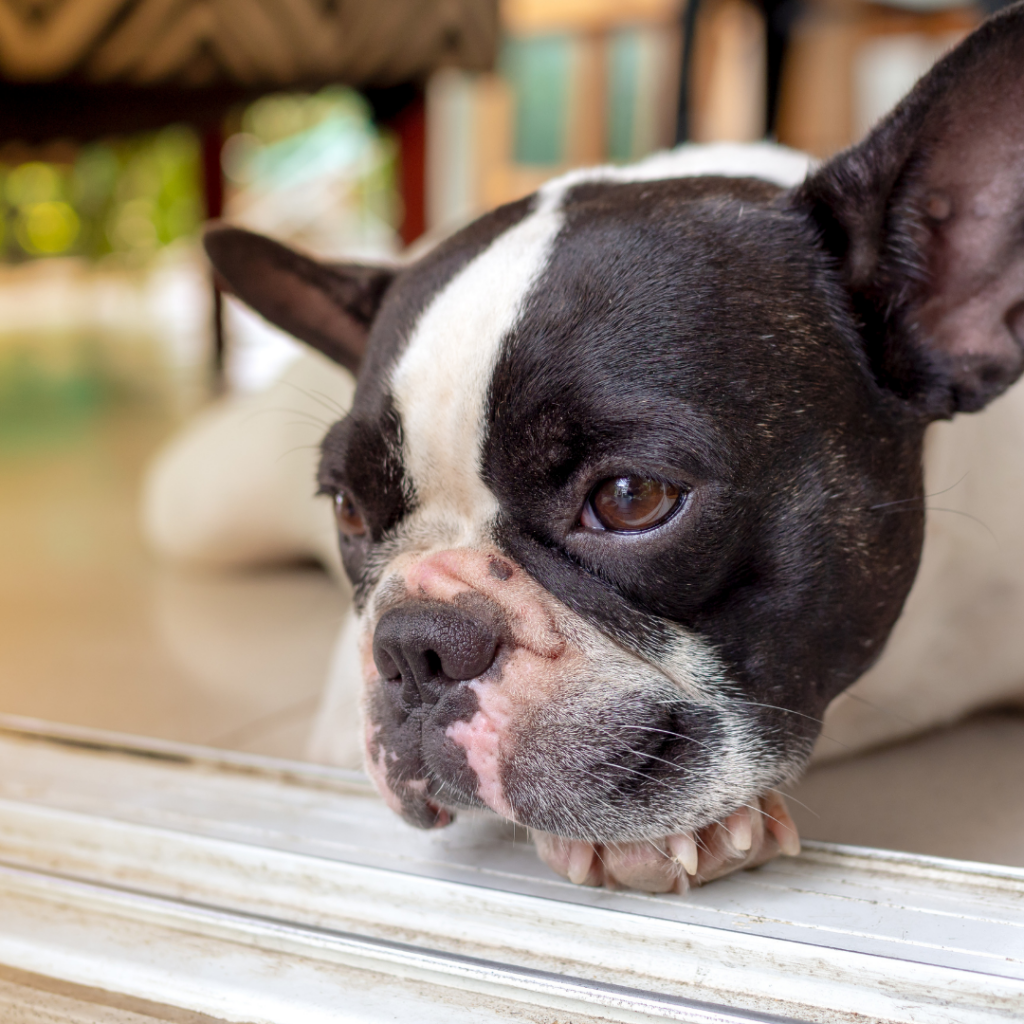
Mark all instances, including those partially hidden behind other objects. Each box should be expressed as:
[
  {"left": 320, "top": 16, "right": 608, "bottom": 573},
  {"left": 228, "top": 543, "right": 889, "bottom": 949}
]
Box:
[{"left": 532, "top": 790, "right": 800, "bottom": 894}]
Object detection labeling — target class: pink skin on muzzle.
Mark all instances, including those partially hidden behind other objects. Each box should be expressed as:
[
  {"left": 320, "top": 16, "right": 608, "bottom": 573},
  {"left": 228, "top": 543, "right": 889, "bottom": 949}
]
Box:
[
  {"left": 359, "top": 548, "right": 804, "bottom": 893},
  {"left": 360, "top": 547, "right": 575, "bottom": 823}
]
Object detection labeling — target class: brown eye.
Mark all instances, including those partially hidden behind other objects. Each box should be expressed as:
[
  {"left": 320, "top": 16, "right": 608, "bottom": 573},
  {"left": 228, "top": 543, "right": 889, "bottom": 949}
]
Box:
[
  {"left": 334, "top": 491, "right": 367, "bottom": 538},
  {"left": 583, "top": 476, "right": 682, "bottom": 532}
]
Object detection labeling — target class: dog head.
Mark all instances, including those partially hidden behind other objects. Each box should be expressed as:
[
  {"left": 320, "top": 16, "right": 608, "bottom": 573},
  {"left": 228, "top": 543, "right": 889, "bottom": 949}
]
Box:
[{"left": 206, "top": 6, "right": 1024, "bottom": 842}]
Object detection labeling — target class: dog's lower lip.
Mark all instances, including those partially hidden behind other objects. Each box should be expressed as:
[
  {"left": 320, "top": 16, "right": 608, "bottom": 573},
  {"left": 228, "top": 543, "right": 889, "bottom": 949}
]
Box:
[{"left": 425, "top": 799, "right": 451, "bottom": 826}]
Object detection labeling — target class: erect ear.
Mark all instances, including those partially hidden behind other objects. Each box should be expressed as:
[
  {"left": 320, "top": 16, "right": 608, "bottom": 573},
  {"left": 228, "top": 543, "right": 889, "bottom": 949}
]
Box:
[
  {"left": 203, "top": 225, "right": 396, "bottom": 375},
  {"left": 795, "top": 3, "right": 1024, "bottom": 417}
]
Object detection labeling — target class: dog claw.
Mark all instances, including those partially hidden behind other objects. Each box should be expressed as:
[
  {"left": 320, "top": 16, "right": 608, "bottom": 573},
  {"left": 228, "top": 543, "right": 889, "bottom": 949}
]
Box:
[
  {"left": 724, "top": 806, "right": 753, "bottom": 852},
  {"left": 567, "top": 840, "right": 595, "bottom": 884},
  {"left": 531, "top": 832, "right": 602, "bottom": 887},
  {"left": 691, "top": 790, "right": 800, "bottom": 885},
  {"left": 763, "top": 790, "right": 801, "bottom": 856},
  {"left": 667, "top": 832, "right": 699, "bottom": 875},
  {"left": 533, "top": 791, "right": 801, "bottom": 894}
]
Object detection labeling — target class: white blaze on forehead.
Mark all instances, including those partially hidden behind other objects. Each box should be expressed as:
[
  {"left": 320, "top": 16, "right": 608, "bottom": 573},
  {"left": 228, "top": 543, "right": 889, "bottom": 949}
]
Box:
[
  {"left": 390, "top": 190, "right": 567, "bottom": 534},
  {"left": 387, "top": 142, "right": 810, "bottom": 542}
]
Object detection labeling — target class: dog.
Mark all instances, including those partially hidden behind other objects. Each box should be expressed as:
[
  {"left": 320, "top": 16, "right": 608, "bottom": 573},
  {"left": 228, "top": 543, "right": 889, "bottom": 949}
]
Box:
[{"left": 196, "top": 7, "right": 1024, "bottom": 893}]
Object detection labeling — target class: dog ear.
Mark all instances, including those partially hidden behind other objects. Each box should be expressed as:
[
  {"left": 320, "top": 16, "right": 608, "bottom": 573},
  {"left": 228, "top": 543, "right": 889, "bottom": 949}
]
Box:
[
  {"left": 796, "top": 3, "right": 1024, "bottom": 417},
  {"left": 203, "top": 225, "right": 396, "bottom": 375}
]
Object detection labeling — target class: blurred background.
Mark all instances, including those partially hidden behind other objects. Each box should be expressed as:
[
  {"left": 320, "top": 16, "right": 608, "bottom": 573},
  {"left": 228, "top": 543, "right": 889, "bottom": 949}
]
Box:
[{"left": 0, "top": 0, "right": 1020, "bottom": 864}]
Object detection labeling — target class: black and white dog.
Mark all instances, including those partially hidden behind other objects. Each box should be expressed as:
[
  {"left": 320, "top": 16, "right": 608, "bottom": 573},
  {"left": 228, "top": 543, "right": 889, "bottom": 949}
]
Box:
[{"left": 202, "top": 8, "right": 1024, "bottom": 892}]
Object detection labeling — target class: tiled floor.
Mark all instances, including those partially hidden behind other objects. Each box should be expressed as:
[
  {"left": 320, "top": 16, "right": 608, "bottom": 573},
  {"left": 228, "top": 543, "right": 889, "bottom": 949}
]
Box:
[{"left": 2, "top": 321, "right": 1022, "bottom": 870}]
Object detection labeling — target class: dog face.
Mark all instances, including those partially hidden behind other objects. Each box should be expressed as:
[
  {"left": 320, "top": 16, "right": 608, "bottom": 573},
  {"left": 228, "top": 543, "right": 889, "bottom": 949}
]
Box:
[
  {"left": 315, "top": 168, "right": 927, "bottom": 839},
  {"left": 207, "top": 6, "right": 1024, "bottom": 845}
]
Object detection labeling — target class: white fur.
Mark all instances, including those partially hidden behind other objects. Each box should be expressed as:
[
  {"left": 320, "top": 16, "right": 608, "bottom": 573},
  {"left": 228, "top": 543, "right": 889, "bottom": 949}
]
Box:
[
  {"left": 142, "top": 349, "right": 352, "bottom": 578},
  {"left": 543, "top": 142, "right": 813, "bottom": 192},
  {"left": 816, "top": 380, "right": 1024, "bottom": 759},
  {"left": 389, "top": 188, "right": 565, "bottom": 547}
]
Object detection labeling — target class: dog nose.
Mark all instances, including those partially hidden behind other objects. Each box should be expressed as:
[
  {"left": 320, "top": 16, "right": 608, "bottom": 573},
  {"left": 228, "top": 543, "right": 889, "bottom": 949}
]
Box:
[{"left": 373, "top": 600, "right": 500, "bottom": 706}]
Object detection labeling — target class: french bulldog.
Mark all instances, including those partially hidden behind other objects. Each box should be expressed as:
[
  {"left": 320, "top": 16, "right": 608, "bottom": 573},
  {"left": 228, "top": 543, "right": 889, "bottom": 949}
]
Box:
[{"left": 202, "top": 6, "right": 1024, "bottom": 893}]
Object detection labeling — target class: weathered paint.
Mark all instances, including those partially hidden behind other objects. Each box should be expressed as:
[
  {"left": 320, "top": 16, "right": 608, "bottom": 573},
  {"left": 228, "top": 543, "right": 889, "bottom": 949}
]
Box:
[{"left": 0, "top": 721, "right": 1020, "bottom": 1023}]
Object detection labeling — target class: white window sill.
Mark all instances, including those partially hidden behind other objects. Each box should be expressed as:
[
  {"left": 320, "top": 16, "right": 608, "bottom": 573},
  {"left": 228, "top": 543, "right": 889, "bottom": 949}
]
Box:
[{"left": 0, "top": 715, "right": 1020, "bottom": 1023}]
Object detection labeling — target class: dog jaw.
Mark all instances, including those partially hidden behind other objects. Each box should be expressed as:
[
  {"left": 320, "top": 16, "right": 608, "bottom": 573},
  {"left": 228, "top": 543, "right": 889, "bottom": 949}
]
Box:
[{"left": 358, "top": 543, "right": 807, "bottom": 845}]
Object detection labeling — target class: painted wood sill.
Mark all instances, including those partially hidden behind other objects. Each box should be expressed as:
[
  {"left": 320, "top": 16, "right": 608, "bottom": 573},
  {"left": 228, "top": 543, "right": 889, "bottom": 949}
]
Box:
[{"left": 0, "top": 715, "right": 1020, "bottom": 1023}]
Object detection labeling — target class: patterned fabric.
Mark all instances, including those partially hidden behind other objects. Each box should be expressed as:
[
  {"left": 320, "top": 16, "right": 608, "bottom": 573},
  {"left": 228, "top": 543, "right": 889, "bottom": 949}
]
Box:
[{"left": 0, "top": 0, "right": 497, "bottom": 86}]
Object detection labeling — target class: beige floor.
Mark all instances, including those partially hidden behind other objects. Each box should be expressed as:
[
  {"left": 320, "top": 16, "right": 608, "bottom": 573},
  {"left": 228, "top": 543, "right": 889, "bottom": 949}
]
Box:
[
  {"left": 0, "top": 963, "right": 225, "bottom": 1023},
  {"left": 0, "top": 421, "right": 344, "bottom": 757},
  {"left": 0, "top": 328, "right": 344, "bottom": 760},
  {"left": 1, "top": 344, "right": 1022, "bottom": 869},
  {"left": 789, "top": 709, "right": 1024, "bottom": 867}
]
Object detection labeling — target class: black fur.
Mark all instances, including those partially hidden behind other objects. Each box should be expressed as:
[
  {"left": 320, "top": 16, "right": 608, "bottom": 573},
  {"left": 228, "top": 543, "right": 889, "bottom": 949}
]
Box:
[
  {"left": 204, "top": 225, "right": 394, "bottom": 373},
  {"left": 479, "top": 176, "right": 924, "bottom": 825}
]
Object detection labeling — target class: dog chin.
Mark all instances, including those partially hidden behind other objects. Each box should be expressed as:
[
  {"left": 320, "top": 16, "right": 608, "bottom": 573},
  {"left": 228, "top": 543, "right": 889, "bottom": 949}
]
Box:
[
  {"left": 351, "top": 540, "right": 812, "bottom": 892},
  {"left": 363, "top": 642, "right": 807, "bottom": 845}
]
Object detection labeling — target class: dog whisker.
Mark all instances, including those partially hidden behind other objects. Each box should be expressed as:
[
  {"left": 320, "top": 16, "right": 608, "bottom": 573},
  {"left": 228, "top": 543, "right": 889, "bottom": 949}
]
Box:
[
  {"left": 240, "top": 406, "right": 333, "bottom": 429},
  {"left": 279, "top": 380, "right": 349, "bottom": 420},
  {"left": 606, "top": 722, "right": 717, "bottom": 754},
  {"left": 595, "top": 760, "right": 675, "bottom": 789},
  {"left": 875, "top": 505, "right": 999, "bottom": 545},
  {"left": 275, "top": 443, "right": 325, "bottom": 464},
  {"left": 305, "top": 388, "right": 349, "bottom": 416},
  {"left": 756, "top": 792, "right": 817, "bottom": 818},
  {"left": 726, "top": 700, "right": 825, "bottom": 727},
  {"left": 866, "top": 471, "right": 969, "bottom": 510},
  {"left": 831, "top": 690, "right": 918, "bottom": 727},
  {"left": 600, "top": 744, "right": 700, "bottom": 778},
  {"left": 582, "top": 722, "right": 711, "bottom": 763}
]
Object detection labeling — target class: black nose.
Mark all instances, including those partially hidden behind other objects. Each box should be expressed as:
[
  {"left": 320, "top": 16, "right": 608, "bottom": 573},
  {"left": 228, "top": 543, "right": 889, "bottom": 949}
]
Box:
[{"left": 373, "top": 600, "right": 500, "bottom": 707}]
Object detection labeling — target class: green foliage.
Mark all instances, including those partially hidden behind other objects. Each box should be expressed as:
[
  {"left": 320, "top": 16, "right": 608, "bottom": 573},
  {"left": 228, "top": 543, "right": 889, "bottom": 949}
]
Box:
[
  {"left": 0, "top": 126, "right": 202, "bottom": 262},
  {"left": 241, "top": 86, "right": 373, "bottom": 146},
  {"left": 223, "top": 86, "right": 399, "bottom": 237},
  {"left": 0, "top": 87, "right": 396, "bottom": 263}
]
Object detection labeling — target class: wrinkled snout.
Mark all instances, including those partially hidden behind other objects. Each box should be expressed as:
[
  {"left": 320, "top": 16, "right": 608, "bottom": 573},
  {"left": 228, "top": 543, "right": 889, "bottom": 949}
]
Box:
[
  {"left": 360, "top": 547, "right": 779, "bottom": 846},
  {"left": 373, "top": 600, "right": 500, "bottom": 708},
  {"left": 361, "top": 548, "right": 569, "bottom": 830}
]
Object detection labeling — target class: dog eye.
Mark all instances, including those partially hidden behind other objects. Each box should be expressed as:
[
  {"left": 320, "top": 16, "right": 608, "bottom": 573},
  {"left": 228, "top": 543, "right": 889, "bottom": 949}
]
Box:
[
  {"left": 334, "top": 491, "right": 367, "bottom": 538},
  {"left": 581, "top": 476, "right": 682, "bottom": 532}
]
